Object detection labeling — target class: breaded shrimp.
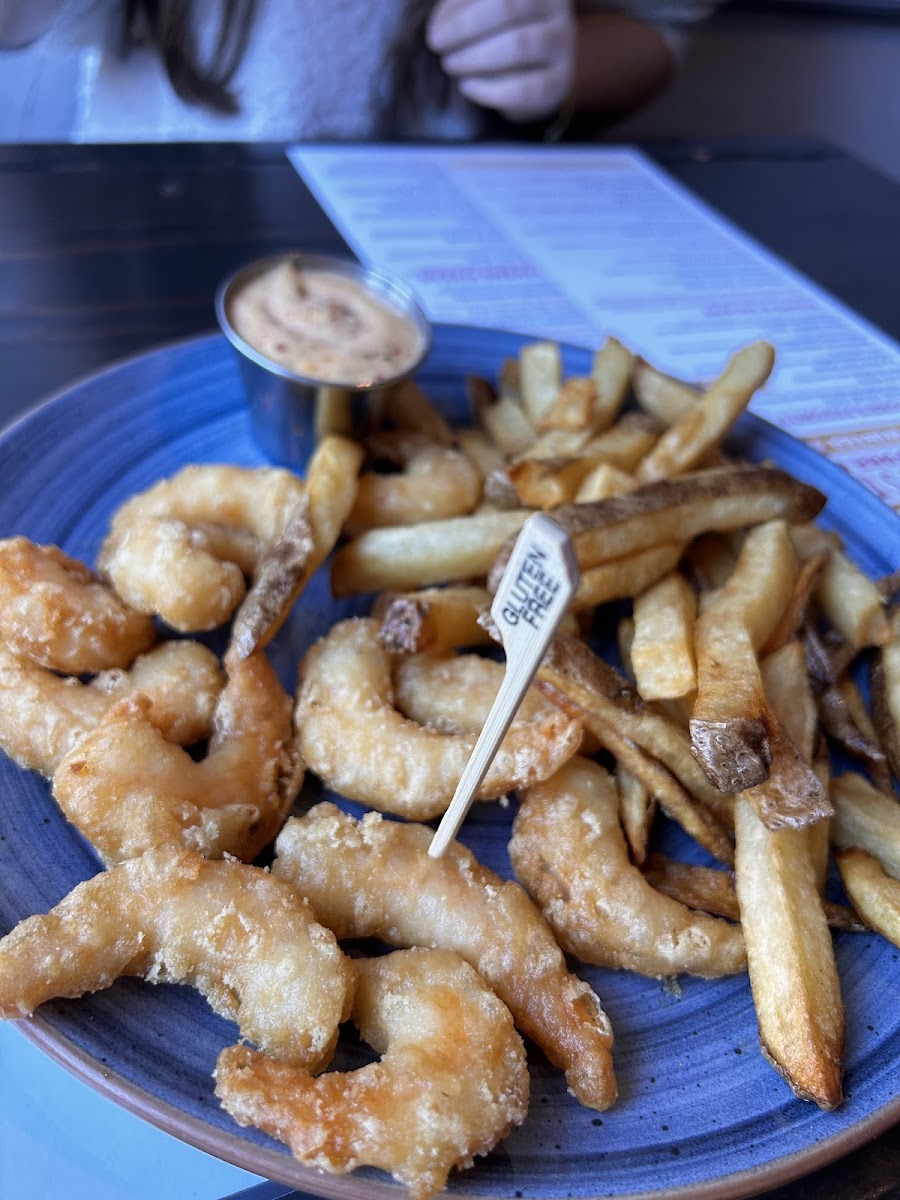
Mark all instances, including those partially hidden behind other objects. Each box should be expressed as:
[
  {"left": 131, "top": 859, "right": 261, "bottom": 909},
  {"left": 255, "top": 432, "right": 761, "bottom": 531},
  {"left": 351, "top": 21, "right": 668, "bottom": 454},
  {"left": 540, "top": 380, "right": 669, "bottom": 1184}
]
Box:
[
  {"left": 215, "top": 948, "right": 528, "bottom": 1200},
  {"left": 294, "top": 619, "right": 581, "bottom": 819},
  {"left": 344, "top": 445, "right": 481, "bottom": 536},
  {"left": 511, "top": 757, "right": 747, "bottom": 978},
  {"left": 98, "top": 465, "right": 307, "bottom": 631},
  {"left": 393, "top": 649, "right": 558, "bottom": 734},
  {"left": 0, "top": 640, "right": 224, "bottom": 776},
  {"left": 52, "top": 650, "right": 300, "bottom": 864},
  {"left": 0, "top": 537, "right": 156, "bottom": 673},
  {"left": 273, "top": 803, "right": 616, "bottom": 1110},
  {"left": 0, "top": 847, "right": 354, "bottom": 1068}
]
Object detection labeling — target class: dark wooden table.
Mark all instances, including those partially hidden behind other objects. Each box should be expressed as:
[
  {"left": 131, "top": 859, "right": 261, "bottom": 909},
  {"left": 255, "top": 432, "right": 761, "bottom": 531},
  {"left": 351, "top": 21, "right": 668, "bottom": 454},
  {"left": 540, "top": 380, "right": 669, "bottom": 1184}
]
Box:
[{"left": 0, "top": 139, "right": 898, "bottom": 1200}]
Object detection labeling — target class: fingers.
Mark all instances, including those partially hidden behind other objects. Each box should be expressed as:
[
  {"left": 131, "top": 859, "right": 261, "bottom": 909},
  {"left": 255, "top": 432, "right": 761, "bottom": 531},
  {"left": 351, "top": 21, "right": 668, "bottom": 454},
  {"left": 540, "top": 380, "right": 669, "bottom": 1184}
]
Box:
[{"left": 427, "top": 0, "right": 575, "bottom": 122}]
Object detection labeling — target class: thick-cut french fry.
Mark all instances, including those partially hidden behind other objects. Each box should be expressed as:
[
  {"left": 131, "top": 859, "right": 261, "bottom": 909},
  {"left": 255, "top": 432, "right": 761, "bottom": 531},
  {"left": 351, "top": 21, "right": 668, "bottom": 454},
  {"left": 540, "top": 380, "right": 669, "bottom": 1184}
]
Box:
[
  {"left": 520, "top": 340, "right": 562, "bottom": 425},
  {"left": 573, "top": 543, "right": 686, "bottom": 611},
  {"left": 374, "top": 585, "right": 494, "bottom": 655},
  {"left": 617, "top": 762, "right": 655, "bottom": 865},
  {"left": 691, "top": 520, "right": 799, "bottom": 792},
  {"left": 345, "top": 446, "right": 481, "bottom": 536},
  {"left": 631, "top": 572, "right": 697, "bottom": 700},
  {"left": 685, "top": 532, "right": 740, "bottom": 592},
  {"left": 644, "top": 853, "right": 862, "bottom": 931},
  {"left": 507, "top": 455, "right": 599, "bottom": 510},
  {"left": 536, "top": 636, "right": 735, "bottom": 863},
  {"left": 734, "top": 795, "right": 844, "bottom": 1110},
  {"left": 790, "top": 523, "right": 892, "bottom": 649},
  {"left": 385, "top": 378, "right": 454, "bottom": 446},
  {"left": 579, "top": 411, "right": 661, "bottom": 473},
  {"left": 332, "top": 508, "right": 530, "bottom": 596},
  {"left": 231, "top": 435, "right": 364, "bottom": 659},
  {"left": 590, "top": 337, "right": 634, "bottom": 433},
  {"left": 551, "top": 466, "right": 824, "bottom": 570},
  {"left": 760, "top": 641, "right": 817, "bottom": 761},
  {"left": 468, "top": 375, "right": 535, "bottom": 458},
  {"left": 836, "top": 848, "right": 900, "bottom": 947},
  {"left": 632, "top": 358, "right": 700, "bottom": 425},
  {"left": 536, "top": 376, "right": 595, "bottom": 432},
  {"left": 573, "top": 462, "right": 635, "bottom": 504},
  {"left": 636, "top": 342, "right": 775, "bottom": 483},
  {"left": 742, "top": 712, "right": 832, "bottom": 830},
  {"left": 831, "top": 771, "right": 900, "bottom": 879},
  {"left": 871, "top": 606, "right": 900, "bottom": 779},
  {"left": 456, "top": 427, "right": 505, "bottom": 478},
  {"left": 761, "top": 549, "right": 829, "bottom": 656}
]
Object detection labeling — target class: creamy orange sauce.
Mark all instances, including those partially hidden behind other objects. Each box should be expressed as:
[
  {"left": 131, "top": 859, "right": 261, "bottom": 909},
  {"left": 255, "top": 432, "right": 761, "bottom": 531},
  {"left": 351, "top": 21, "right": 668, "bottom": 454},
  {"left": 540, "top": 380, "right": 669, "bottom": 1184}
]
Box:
[{"left": 228, "top": 258, "right": 424, "bottom": 386}]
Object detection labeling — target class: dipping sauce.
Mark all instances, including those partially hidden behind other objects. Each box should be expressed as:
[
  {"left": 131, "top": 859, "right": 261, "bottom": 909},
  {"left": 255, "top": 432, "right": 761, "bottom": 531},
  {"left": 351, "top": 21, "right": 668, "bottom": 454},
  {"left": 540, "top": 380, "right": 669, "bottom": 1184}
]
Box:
[{"left": 227, "top": 256, "right": 425, "bottom": 386}]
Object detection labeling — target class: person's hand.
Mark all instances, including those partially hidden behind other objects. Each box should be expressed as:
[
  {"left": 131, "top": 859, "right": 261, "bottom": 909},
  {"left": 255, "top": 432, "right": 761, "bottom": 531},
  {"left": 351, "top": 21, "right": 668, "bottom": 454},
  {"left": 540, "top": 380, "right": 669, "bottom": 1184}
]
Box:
[{"left": 426, "top": 0, "right": 576, "bottom": 123}]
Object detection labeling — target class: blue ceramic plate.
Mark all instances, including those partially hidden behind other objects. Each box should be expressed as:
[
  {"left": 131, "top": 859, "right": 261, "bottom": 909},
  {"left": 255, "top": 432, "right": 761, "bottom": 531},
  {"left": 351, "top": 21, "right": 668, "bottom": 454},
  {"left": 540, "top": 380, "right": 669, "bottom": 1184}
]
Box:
[{"left": 0, "top": 326, "right": 898, "bottom": 1200}]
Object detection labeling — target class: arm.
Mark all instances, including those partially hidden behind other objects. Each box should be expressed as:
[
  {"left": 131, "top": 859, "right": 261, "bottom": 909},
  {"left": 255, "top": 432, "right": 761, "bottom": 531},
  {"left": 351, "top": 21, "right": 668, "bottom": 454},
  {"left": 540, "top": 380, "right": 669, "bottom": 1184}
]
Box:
[{"left": 0, "top": 1, "right": 65, "bottom": 49}]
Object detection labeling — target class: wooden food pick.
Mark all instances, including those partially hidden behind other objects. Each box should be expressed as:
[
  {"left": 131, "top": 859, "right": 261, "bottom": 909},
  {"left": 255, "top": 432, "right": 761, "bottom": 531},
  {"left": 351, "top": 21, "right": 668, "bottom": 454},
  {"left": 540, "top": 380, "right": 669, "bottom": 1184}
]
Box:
[{"left": 428, "top": 512, "right": 581, "bottom": 858}]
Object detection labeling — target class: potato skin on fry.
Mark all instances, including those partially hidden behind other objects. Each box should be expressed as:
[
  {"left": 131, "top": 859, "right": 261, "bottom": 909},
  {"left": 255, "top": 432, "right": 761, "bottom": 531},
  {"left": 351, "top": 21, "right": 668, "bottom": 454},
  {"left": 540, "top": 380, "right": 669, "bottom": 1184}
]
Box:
[{"left": 511, "top": 757, "right": 747, "bottom": 978}]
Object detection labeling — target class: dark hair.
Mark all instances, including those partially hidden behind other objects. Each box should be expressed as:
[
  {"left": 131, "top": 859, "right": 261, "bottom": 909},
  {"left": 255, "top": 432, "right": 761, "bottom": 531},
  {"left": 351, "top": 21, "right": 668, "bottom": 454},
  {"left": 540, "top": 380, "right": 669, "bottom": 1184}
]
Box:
[{"left": 123, "top": 0, "right": 257, "bottom": 115}]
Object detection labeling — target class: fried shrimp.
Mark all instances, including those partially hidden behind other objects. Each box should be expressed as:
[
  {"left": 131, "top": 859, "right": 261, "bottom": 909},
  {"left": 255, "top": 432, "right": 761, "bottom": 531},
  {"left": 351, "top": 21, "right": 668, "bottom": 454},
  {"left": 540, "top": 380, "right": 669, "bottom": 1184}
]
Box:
[
  {"left": 345, "top": 445, "right": 482, "bottom": 536},
  {"left": 295, "top": 619, "right": 581, "bottom": 819},
  {"left": 52, "top": 650, "right": 300, "bottom": 864},
  {"left": 0, "top": 537, "right": 156, "bottom": 673},
  {"left": 215, "top": 948, "right": 529, "bottom": 1200},
  {"left": 0, "top": 847, "right": 354, "bottom": 1068},
  {"left": 0, "top": 640, "right": 224, "bottom": 776},
  {"left": 510, "top": 758, "right": 747, "bottom": 978},
  {"left": 393, "top": 650, "right": 557, "bottom": 734},
  {"left": 98, "top": 465, "right": 307, "bottom": 631},
  {"left": 273, "top": 803, "right": 617, "bottom": 1110}
]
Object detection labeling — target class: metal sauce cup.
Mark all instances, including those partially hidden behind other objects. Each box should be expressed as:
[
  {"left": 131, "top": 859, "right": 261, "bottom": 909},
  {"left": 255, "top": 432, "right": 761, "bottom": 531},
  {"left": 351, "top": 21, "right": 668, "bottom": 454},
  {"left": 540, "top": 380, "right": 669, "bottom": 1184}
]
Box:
[{"left": 215, "top": 253, "right": 432, "bottom": 468}]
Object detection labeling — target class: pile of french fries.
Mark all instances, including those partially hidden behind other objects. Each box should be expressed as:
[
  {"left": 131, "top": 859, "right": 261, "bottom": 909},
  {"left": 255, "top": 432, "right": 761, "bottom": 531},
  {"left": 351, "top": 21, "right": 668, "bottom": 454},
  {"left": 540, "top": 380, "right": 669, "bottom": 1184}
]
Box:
[{"left": 329, "top": 335, "right": 900, "bottom": 1113}]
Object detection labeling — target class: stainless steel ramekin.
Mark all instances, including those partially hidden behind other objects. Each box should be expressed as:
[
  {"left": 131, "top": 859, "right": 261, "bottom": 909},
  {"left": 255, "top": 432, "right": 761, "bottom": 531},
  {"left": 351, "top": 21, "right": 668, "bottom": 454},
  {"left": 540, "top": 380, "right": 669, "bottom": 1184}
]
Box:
[{"left": 215, "top": 252, "right": 432, "bottom": 468}]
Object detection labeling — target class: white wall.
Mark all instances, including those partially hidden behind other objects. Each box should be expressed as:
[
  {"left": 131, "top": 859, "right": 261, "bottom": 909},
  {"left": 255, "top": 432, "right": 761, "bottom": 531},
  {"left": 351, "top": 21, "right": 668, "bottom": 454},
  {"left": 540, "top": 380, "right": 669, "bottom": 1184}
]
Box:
[{"left": 612, "top": 11, "right": 900, "bottom": 184}]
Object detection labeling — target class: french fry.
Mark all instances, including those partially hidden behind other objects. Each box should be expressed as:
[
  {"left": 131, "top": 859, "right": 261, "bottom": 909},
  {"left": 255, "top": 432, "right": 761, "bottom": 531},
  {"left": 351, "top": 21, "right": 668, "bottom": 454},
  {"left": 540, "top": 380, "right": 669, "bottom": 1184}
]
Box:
[
  {"left": 790, "top": 523, "right": 892, "bottom": 649},
  {"left": 520, "top": 340, "right": 562, "bottom": 425},
  {"left": 831, "top": 771, "right": 900, "bottom": 879},
  {"left": 332, "top": 508, "right": 530, "bottom": 596},
  {"left": 550, "top": 466, "right": 825, "bottom": 571},
  {"left": 507, "top": 455, "right": 599, "bottom": 510},
  {"left": 632, "top": 358, "right": 700, "bottom": 425},
  {"left": 645, "top": 853, "right": 863, "bottom": 931},
  {"left": 231, "top": 435, "right": 364, "bottom": 658},
  {"left": 631, "top": 572, "right": 697, "bottom": 700},
  {"left": 374, "top": 585, "right": 494, "bottom": 655},
  {"left": 385, "top": 378, "right": 454, "bottom": 446},
  {"left": 760, "top": 641, "right": 817, "bottom": 761},
  {"left": 536, "top": 636, "right": 735, "bottom": 863},
  {"left": 573, "top": 462, "right": 635, "bottom": 503},
  {"left": 760, "top": 548, "right": 829, "bottom": 656},
  {"left": 590, "top": 336, "right": 634, "bottom": 433},
  {"left": 734, "top": 794, "right": 844, "bottom": 1110},
  {"left": 535, "top": 376, "right": 595, "bottom": 432},
  {"left": 836, "top": 848, "right": 900, "bottom": 947},
  {"left": 573, "top": 543, "right": 686, "bottom": 611},
  {"left": 691, "top": 520, "right": 800, "bottom": 792},
  {"left": 456, "top": 427, "right": 505, "bottom": 479},
  {"left": 579, "top": 411, "right": 661, "bottom": 473},
  {"left": 617, "top": 762, "right": 655, "bottom": 865},
  {"left": 871, "top": 606, "right": 900, "bottom": 779},
  {"left": 635, "top": 342, "right": 775, "bottom": 483},
  {"left": 468, "top": 375, "right": 535, "bottom": 458}
]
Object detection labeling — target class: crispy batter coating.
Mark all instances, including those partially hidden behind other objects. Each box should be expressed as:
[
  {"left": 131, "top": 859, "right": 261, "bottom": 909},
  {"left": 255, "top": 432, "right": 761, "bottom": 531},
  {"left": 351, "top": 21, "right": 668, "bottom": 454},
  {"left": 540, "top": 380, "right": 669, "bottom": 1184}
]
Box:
[
  {"left": 0, "top": 537, "right": 156, "bottom": 673},
  {"left": 52, "top": 650, "right": 301, "bottom": 865},
  {"left": 511, "top": 758, "right": 747, "bottom": 978},
  {"left": 294, "top": 619, "right": 581, "bottom": 819},
  {"left": 98, "top": 465, "right": 307, "bottom": 631},
  {"left": 0, "top": 847, "right": 354, "bottom": 1068},
  {"left": 215, "top": 948, "right": 528, "bottom": 1200},
  {"left": 0, "top": 640, "right": 224, "bottom": 776},
  {"left": 273, "top": 803, "right": 616, "bottom": 1110}
]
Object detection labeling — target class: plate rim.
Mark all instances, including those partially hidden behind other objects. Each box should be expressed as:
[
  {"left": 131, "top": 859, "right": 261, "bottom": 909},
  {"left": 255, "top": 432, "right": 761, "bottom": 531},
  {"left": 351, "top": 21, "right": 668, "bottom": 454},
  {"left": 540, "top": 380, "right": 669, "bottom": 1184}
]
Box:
[{"left": 2, "top": 326, "right": 899, "bottom": 1200}]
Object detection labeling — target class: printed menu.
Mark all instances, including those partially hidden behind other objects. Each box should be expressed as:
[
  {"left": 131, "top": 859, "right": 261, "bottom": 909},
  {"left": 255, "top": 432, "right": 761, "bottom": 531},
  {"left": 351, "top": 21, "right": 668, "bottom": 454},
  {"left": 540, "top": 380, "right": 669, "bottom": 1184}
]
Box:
[{"left": 288, "top": 145, "right": 900, "bottom": 510}]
